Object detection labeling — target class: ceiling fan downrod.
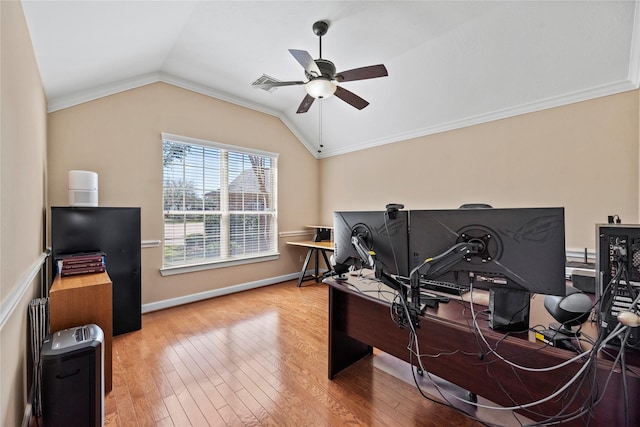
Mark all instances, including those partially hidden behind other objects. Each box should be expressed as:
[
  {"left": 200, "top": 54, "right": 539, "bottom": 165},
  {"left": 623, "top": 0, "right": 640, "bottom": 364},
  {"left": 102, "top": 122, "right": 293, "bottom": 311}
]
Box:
[{"left": 313, "top": 21, "right": 329, "bottom": 59}]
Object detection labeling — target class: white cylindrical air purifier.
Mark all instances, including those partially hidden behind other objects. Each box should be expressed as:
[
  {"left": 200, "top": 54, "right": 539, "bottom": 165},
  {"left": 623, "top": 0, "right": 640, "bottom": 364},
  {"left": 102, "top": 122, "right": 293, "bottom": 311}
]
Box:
[{"left": 68, "top": 170, "right": 98, "bottom": 207}]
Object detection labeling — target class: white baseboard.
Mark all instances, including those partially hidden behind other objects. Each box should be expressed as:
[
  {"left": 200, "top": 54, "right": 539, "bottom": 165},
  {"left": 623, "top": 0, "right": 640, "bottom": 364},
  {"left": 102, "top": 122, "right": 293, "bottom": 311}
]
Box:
[{"left": 141, "top": 272, "right": 302, "bottom": 313}]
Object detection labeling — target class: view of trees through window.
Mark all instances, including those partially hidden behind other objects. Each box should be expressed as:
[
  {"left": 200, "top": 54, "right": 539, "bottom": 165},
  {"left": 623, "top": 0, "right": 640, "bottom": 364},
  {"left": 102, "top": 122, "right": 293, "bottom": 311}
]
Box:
[{"left": 162, "top": 137, "right": 277, "bottom": 267}]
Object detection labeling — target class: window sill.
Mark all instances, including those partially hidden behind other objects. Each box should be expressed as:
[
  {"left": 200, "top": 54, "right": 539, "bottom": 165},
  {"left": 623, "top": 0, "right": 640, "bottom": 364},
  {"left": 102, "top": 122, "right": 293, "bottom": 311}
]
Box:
[{"left": 160, "top": 253, "right": 280, "bottom": 276}]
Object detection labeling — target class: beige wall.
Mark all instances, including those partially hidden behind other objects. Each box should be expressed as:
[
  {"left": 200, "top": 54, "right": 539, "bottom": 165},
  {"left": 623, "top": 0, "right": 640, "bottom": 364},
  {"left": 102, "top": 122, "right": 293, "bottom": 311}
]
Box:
[
  {"left": 320, "top": 91, "right": 640, "bottom": 252},
  {"left": 47, "top": 82, "right": 320, "bottom": 305},
  {"left": 0, "top": 1, "right": 48, "bottom": 426},
  {"left": 4, "top": 5, "right": 640, "bottom": 422}
]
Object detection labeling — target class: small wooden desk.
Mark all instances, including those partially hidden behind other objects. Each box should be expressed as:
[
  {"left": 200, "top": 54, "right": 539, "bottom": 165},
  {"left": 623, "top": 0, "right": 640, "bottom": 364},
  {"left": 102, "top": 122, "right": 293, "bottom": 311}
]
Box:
[
  {"left": 49, "top": 272, "right": 113, "bottom": 393},
  {"left": 286, "top": 240, "right": 334, "bottom": 287}
]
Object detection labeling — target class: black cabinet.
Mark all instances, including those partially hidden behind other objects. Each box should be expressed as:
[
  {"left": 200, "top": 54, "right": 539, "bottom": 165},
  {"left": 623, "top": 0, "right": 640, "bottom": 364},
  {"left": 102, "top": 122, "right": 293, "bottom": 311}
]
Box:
[{"left": 51, "top": 207, "right": 141, "bottom": 335}]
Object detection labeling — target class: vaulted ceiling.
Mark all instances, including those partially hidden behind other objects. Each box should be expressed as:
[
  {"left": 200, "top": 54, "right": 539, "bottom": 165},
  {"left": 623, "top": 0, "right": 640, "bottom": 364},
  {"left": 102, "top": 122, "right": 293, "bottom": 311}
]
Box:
[{"left": 22, "top": 1, "right": 640, "bottom": 158}]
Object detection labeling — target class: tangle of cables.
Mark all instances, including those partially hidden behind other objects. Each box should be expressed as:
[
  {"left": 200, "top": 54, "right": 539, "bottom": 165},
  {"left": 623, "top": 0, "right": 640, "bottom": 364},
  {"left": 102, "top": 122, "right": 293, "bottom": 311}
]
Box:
[{"left": 356, "top": 271, "right": 640, "bottom": 427}]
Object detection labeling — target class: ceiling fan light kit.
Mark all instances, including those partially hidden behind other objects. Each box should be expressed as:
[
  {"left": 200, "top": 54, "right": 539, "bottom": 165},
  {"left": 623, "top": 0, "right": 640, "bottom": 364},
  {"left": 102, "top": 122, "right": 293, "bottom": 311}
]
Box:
[
  {"left": 252, "top": 20, "right": 388, "bottom": 114},
  {"left": 305, "top": 78, "right": 336, "bottom": 98}
]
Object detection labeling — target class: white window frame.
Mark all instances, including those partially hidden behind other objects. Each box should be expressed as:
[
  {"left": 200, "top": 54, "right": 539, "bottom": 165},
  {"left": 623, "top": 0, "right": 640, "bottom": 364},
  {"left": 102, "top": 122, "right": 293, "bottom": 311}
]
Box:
[{"left": 160, "top": 133, "right": 279, "bottom": 276}]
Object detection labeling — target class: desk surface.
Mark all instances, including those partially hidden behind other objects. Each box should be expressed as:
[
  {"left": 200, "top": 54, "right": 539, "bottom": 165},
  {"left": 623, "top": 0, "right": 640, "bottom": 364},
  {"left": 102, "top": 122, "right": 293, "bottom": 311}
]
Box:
[
  {"left": 286, "top": 240, "right": 334, "bottom": 250},
  {"left": 326, "top": 272, "right": 640, "bottom": 426}
]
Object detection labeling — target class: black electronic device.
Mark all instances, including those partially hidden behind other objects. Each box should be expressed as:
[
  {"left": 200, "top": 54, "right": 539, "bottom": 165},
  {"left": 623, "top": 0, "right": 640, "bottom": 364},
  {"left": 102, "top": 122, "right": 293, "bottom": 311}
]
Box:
[
  {"left": 396, "top": 275, "right": 469, "bottom": 295},
  {"left": 41, "top": 324, "right": 104, "bottom": 427},
  {"left": 408, "top": 207, "right": 566, "bottom": 330},
  {"left": 333, "top": 210, "right": 409, "bottom": 277},
  {"left": 544, "top": 285, "right": 592, "bottom": 335},
  {"left": 51, "top": 207, "right": 142, "bottom": 335},
  {"left": 596, "top": 224, "right": 640, "bottom": 351}
]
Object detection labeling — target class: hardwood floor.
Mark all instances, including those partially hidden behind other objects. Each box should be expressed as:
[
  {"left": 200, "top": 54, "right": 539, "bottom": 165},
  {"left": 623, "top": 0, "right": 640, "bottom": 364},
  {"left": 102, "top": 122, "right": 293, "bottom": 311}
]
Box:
[{"left": 105, "top": 280, "right": 483, "bottom": 427}]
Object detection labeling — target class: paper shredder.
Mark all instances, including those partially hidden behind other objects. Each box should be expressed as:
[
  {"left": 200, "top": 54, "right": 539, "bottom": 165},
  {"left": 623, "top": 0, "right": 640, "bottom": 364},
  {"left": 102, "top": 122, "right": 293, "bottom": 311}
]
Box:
[{"left": 41, "top": 324, "right": 104, "bottom": 427}]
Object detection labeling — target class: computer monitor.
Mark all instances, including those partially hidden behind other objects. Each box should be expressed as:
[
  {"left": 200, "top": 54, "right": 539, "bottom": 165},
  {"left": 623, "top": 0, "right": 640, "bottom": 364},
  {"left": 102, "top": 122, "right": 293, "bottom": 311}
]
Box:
[
  {"left": 333, "top": 210, "right": 409, "bottom": 277},
  {"left": 408, "top": 207, "right": 566, "bottom": 296},
  {"left": 408, "top": 207, "right": 566, "bottom": 330}
]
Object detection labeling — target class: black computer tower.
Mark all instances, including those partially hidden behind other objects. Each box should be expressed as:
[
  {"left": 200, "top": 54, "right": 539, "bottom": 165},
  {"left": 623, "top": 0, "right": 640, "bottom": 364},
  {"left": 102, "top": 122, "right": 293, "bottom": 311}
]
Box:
[
  {"left": 596, "top": 224, "right": 640, "bottom": 350},
  {"left": 41, "top": 324, "right": 104, "bottom": 427}
]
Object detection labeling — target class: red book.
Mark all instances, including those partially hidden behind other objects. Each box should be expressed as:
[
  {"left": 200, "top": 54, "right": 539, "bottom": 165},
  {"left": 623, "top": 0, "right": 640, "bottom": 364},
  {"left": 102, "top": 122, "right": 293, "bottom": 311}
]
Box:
[{"left": 59, "top": 265, "right": 106, "bottom": 277}]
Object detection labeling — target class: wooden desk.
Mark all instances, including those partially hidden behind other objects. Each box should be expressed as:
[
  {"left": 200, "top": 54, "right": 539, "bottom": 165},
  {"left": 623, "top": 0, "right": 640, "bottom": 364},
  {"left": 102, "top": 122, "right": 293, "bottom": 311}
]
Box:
[
  {"left": 50, "top": 272, "right": 113, "bottom": 393},
  {"left": 326, "top": 273, "right": 640, "bottom": 426},
  {"left": 286, "top": 240, "right": 334, "bottom": 287}
]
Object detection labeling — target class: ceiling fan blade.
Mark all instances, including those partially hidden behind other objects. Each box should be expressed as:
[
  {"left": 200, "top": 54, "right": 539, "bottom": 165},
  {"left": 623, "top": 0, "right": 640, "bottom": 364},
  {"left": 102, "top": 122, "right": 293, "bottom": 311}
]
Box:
[
  {"left": 289, "top": 49, "right": 321, "bottom": 77},
  {"left": 252, "top": 81, "right": 305, "bottom": 89},
  {"left": 334, "top": 86, "right": 369, "bottom": 110},
  {"left": 335, "top": 64, "right": 388, "bottom": 82},
  {"left": 296, "top": 94, "right": 315, "bottom": 114}
]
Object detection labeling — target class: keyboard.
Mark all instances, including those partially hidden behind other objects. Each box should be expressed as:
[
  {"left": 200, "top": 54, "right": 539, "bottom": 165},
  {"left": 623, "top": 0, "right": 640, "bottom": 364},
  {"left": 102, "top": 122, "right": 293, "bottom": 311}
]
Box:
[{"left": 395, "top": 276, "right": 470, "bottom": 295}]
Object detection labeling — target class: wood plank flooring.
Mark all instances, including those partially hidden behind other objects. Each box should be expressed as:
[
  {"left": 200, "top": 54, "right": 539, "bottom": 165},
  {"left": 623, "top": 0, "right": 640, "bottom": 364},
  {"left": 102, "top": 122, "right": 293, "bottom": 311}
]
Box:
[{"left": 105, "top": 280, "right": 483, "bottom": 427}]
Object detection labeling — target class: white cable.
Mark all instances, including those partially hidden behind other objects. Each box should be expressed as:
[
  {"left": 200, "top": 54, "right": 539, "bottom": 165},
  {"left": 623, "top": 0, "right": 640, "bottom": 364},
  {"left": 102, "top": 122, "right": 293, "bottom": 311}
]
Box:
[
  {"left": 468, "top": 284, "right": 593, "bottom": 372},
  {"left": 427, "top": 322, "right": 629, "bottom": 412},
  {"left": 407, "top": 282, "right": 630, "bottom": 414}
]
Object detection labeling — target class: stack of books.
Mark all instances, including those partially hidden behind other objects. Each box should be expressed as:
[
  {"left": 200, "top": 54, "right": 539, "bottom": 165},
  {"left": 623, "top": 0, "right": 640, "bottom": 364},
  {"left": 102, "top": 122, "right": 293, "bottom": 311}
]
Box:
[{"left": 56, "top": 252, "right": 106, "bottom": 277}]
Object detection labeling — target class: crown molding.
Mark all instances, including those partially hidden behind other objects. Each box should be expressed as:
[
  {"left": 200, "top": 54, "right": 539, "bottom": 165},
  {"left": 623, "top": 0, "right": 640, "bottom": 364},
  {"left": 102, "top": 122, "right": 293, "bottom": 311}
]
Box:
[
  {"left": 317, "top": 79, "right": 638, "bottom": 159},
  {"left": 158, "top": 73, "right": 320, "bottom": 159},
  {"left": 158, "top": 72, "right": 277, "bottom": 118},
  {"left": 46, "top": 72, "right": 636, "bottom": 161},
  {"left": 47, "top": 72, "right": 162, "bottom": 113},
  {"left": 628, "top": 0, "right": 640, "bottom": 87},
  {"left": 46, "top": 72, "right": 321, "bottom": 159}
]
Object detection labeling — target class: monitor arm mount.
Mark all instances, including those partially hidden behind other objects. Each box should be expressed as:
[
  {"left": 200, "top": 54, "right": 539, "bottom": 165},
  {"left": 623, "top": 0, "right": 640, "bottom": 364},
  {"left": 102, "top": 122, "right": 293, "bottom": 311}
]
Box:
[
  {"left": 351, "top": 234, "right": 375, "bottom": 270},
  {"left": 408, "top": 240, "right": 485, "bottom": 325},
  {"left": 349, "top": 232, "right": 410, "bottom": 315}
]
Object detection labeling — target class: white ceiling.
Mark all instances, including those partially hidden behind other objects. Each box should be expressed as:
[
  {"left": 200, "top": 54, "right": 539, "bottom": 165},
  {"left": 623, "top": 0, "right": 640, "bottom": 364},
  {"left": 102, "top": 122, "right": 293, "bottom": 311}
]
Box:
[{"left": 21, "top": 1, "right": 640, "bottom": 158}]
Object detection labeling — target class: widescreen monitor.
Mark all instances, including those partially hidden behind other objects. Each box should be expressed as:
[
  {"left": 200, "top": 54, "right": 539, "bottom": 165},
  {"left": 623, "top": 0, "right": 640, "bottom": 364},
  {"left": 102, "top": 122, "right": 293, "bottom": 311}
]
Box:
[
  {"left": 333, "top": 210, "right": 409, "bottom": 277},
  {"left": 408, "top": 207, "right": 566, "bottom": 296}
]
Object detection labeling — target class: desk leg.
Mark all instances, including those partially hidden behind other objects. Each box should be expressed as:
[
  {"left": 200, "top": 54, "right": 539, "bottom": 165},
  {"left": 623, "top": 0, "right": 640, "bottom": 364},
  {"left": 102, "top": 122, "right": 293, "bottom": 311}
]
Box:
[
  {"left": 297, "top": 248, "right": 314, "bottom": 287},
  {"left": 328, "top": 285, "right": 373, "bottom": 379},
  {"left": 321, "top": 250, "right": 331, "bottom": 271}
]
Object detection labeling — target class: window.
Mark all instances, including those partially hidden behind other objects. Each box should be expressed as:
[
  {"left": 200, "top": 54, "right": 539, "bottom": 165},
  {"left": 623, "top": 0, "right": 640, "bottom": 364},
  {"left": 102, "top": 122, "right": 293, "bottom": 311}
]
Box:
[{"left": 161, "top": 133, "right": 278, "bottom": 274}]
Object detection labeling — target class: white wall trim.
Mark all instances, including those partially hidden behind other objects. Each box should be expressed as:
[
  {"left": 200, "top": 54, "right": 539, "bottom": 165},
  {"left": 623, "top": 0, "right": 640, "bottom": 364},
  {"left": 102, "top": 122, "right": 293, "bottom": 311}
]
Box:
[
  {"left": 0, "top": 252, "right": 48, "bottom": 332},
  {"left": 628, "top": 0, "right": 640, "bottom": 87},
  {"left": 142, "top": 272, "right": 302, "bottom": 313},
  {"left": 160, "top": 253, "right": 280, "bottom": 276},
  {"left": 46, "top": 72, "right": 161, "bottom": 113},
  {"left": 158, "top": 72, "right": 280, "bottom": 118},
  {"left": 46, "top": 72, "right": 637, "bottom": 160},
  {"left": 317, "top": 79, "right": 638, "bottom": 158},
  {"left": 146, "top": 248, "right": 596, "bottom": 314},
  {"left": 141, "top": 239, "right": 161, "bottom": 248}
]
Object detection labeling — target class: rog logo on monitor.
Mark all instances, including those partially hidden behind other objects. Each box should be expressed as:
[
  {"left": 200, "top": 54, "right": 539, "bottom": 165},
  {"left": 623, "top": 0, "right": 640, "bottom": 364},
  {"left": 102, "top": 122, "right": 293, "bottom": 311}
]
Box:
[{"left": 500, "top": 215, "right": 563, "bottom": 244}]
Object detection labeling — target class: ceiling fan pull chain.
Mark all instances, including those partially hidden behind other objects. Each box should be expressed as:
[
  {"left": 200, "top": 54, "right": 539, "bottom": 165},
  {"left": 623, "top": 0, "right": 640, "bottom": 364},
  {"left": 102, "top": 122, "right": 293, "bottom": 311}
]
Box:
[{"left": 318, "top": 101, "right": 324, "bottom": 153}]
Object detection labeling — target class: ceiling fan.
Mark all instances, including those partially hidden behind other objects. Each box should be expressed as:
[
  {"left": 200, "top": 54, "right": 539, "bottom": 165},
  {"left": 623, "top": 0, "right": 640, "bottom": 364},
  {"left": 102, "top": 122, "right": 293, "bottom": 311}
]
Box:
[{"left": 252, "top": 20, "right": 388, "bottom": 114}]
